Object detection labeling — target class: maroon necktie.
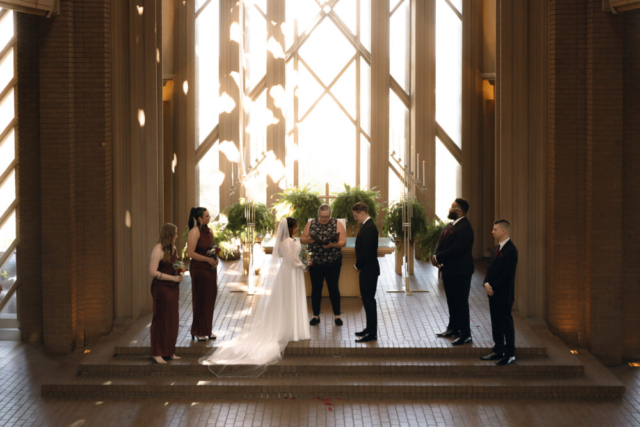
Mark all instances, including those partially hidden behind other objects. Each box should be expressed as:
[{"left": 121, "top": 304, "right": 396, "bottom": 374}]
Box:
[
  {"left": 439, "top": 224, "right": 452, "bottom": 243},
  {"left": 493, "top": 246, "right": 500, "bottom": 260}
]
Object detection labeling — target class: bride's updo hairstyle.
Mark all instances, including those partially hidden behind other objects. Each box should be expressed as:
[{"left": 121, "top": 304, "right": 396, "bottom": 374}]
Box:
[{"left": 286, "top": 217, "right": 298, "bottom": 237}]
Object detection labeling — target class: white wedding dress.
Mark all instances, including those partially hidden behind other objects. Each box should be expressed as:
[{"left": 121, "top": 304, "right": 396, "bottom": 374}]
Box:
[{"left": 199, "top": 218, "right": 310, "bottom": 377}]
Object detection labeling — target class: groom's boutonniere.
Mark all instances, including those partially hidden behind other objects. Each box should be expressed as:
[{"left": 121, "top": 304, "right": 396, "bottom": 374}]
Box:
[{"left": 498, "top": 252, "right": 504, "bottom": 259}]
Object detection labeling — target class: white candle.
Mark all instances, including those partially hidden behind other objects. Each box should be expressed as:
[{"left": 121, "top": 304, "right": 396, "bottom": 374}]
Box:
[
  {"left": 417, "top": 153, "right": 420, "bottom": 178},
  {"left": 422, "top": 160, "right": 425, "bottom": 184}
]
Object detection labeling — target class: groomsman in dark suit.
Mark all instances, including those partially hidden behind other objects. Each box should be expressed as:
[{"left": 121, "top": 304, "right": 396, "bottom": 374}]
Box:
[
  {"left": 352, "top": 202, "right": 380, "bottom": 343},
  {"left": 432, "top": 198, "right": 475, "bottom": 345},
  {"left": 480, "top": 219, "right": 518, "bottom": 366}
]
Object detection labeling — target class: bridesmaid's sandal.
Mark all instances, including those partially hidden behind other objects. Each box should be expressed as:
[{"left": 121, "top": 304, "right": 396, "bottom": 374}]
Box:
[
  {"left": 152, "top": 356, "right": 167, "bottom": 364},
  {"left": 191, "top": 335, "right": 208, "bottom": 342},
  {"left": 170, "top": 354, "right": 181, "bottom": 360},
  {"left": 208, "top": 335, "right": 217, "bottom": 340}
]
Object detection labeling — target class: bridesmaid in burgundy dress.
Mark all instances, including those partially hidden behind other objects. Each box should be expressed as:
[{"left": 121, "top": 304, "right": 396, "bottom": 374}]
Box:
[
  {"left": 187, "top": 207, "right": 219, "bottom": 341},
  {"left": 148, "top": 223, "right": 183, "bottom": 364}
]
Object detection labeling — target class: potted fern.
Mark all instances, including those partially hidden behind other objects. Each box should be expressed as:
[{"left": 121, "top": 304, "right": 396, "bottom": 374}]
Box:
[
  {"left": 271, "top": 184, "right": 322, "bottom": 235},
  {"left": 417, "top": 219, "right": 448, "bottom": 261},
  {"left": 225, "top": 199, "right": 275, "bottom": 240},
  {"left": 330, "top": 184, "right": 381, "bottom": 236}
]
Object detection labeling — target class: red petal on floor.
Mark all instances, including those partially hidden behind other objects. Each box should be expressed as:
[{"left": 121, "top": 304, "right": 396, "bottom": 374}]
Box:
[{"left": 328, "top": 408, "right": 333, "bottom": 411}]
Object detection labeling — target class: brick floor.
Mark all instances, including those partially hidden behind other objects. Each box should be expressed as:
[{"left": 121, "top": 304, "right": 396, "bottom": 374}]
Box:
[{"left": 0, "top": 255, "right": 638, "bottom": 425}]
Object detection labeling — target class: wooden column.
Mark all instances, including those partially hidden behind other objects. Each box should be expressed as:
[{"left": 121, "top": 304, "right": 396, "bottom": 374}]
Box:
[
  {"left": 266, "top": 0, "right": 286, "bottom": 204},
  {"left": 174, "top": 0, "right": 195, "bottom": 236},
  {"left": 113, "top": 0, "right": 164, "bottom": 318},
  {"left": 410, "top": 0, "right": 435, "bottom": 220},
  {"left": 462, "top": 0, "right": 484, "bottom": 259},
  {"left": 218, "top": 0, "right": 242, "bottom": 212},
  {"left": 371, "top": 0, "right": 390, "bottom": 225},
  {"left": 496, "top": 0, "right": 546, "bottom": 318}
]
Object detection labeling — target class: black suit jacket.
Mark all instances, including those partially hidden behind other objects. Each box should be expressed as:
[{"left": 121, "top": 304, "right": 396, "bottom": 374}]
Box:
[
  {"left": 355, "top": 219, "right": 380, "bottom": 278},
  {"left": 483, "top": 240, "right": 518, "bottom": 302},
  {"left": 434, "top": 217, "right": 475, "bottom": 276}
]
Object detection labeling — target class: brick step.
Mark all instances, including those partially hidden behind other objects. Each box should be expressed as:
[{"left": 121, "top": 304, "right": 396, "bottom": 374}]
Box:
[
  {"left": 79, "top": 356, "right": 583, "bottom": 378},
  {"left": 41, "top": 375, "right": 624, "bottom": 400},
  {"left": 113, "top": 343, "right": 547, "bottom": 358}
]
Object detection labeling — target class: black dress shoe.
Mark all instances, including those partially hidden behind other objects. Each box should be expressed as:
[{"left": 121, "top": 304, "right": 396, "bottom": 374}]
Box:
[
  {"left": 480, "top": 352, "right": 503, "bottom": 361},
  {"left": 334, "top": 318, "right": 343, "bottom": 326},
  {"left": 356, "top": 335, "right": 377, "bottom": 343},
  {"left": 355, "top": 330, "right": 368, "bottom": 337},
  {"left": 496, "top": 356, "right": 516, "bottom": 366},
  {"left": 436, "top": 329, "right": 459, "bottom": 338},
  {"left": 452, "top": 336, "right": 472, "bottom": 346},
  {"left": 310, "top": 317, "right": 320, "bottom": 326}
]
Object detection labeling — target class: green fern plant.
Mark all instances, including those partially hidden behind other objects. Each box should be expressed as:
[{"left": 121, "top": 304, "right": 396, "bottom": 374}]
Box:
[
  {"left": 225, "top": 199, "right": 275, "bottom": 237},
  {"left": 271, "top": 184, "right": 322, "bottom": 226},
  {"left": 330, "top": 184, "right": 381, "bottom": 226},
  {"left": 417, "top": 219, "right": 448, "bottom": 261},
  {"left": 381, "top": 198, "right": 427, "bottom": 243}
]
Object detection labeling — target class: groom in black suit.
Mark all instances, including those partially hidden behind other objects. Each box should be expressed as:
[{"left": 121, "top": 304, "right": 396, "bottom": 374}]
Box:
[
  {"left": 352, "top": 202, "right": 380, "bottom": 343},
  {"left": 432, "top": 198, "right": 475, "bottom": 345},
  {"left": 480, "top": 219, "right": 518, "bottom": 366}
]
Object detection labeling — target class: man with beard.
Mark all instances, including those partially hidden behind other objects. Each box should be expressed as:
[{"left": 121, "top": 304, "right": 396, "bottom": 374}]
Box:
[{"left": 431, "top": 198, "right": 475, "bottom": 345}]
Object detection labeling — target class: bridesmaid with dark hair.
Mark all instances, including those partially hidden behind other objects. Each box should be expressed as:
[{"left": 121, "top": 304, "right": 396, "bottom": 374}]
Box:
[
  {"left": 187, "top": 207, "right": 218, "bottom": 341},
  {"left": 148, "top": 223, "right": 183, "bottom": 364}
]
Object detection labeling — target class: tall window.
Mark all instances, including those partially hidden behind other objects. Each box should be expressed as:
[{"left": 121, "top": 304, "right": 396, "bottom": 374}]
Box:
[
  {"left": 0, "top": 8, "right": 18, "bottom": 314},
  {"left": 195, "top": 0, "right": 221, "bottom": 216},
  {"left": 435, "top": 0, "right": 463, "bottom": 220}
]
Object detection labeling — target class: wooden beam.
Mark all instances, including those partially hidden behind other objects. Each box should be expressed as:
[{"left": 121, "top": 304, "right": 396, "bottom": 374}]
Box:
[{"left": 605, "top": 0, "right": 640, "bottom": 13}]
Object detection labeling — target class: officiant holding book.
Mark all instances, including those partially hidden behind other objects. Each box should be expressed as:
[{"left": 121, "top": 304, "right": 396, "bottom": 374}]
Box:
[{"left": 301, "top": 204, "right": 347, "bottom": 326}]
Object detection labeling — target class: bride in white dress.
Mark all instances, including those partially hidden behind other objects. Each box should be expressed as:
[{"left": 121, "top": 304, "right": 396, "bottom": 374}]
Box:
[{"left": 199, "top": 217, "right": 310, "bottom": 377}]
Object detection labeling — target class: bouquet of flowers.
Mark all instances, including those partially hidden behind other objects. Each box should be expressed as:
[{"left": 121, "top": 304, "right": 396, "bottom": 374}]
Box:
[
  {"left": 173, "top": 259, "right": 187, "bottom": 276},
  {"left": 299, "top": 247, "right": 313, "bottom": 268},
  {"left": 206, "top": 243, "right": 221, "bottom": 271}
]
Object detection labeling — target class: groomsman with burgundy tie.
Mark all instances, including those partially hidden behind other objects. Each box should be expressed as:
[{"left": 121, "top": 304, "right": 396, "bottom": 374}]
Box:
[
  {"left": 432, "top": 198, "right": 475, "bottom": 345},
  {"left": 480, "top": 219, "right": 518, "bottom": 365}
]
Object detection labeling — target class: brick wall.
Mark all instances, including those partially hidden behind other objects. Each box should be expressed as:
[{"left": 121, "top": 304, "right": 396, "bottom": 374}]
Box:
[
  {"left": 547, "top": 0, "right": 639, "bottom": 364},
  {"left": 623, "top": 9, "right": 640, "bottom": 361},
  {"left": 16, "top": 0, "right": 114, "bottom": 353},
  {"left": 16, "top": 13, "right": 43, "bottom": 343}
]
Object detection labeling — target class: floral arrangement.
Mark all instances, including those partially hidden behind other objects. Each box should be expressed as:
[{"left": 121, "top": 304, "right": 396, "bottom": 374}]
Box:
[
  {"left": 299, "top": 247, "right": 313, "bottom": 268},
  {"left": 206, "top": 243, "right": 221, "bottom": 271},
  {"left": 173, "top": 259, "right": 187, "bottom": 276}
]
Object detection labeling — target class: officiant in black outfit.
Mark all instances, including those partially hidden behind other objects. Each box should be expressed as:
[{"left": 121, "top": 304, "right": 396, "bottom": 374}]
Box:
[
  {"left": 352, "top": 202, "right": 380, "bottom": 343},
  {"left": 301, "top": 204, "right": 347, "bottom": 326},
  {"left": 480, "top": 219, "right": 518, "bottom": 366},
  {"left": 432, "top": 198, "right": 475, "bottom": 345}
]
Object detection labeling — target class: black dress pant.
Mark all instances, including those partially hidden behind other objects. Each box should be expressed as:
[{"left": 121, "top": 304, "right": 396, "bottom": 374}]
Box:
[
  {"left": 309, "top": 257, "right": 342, "bottom": 316},
  {"left": 359, "top": 275, "right": 378, "bottom": 335},
  {"left": 442, "top": 271, "right": 472, "bottom": 337},
  {"left": 489, "top": 295, "right": 515, "bottom": 357}
]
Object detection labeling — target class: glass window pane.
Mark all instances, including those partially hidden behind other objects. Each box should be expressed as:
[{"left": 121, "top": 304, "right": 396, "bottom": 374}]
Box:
[
  {"left": 298, "top": 95, "right": 356, "bottom": 193},
  {"left": 360, "top": 0, "right": 371, "bottom": 53},
  {"left": 360, "top": 133, "right": 370, "bottom": 189},
  {"left": 0, "top": 11, "right": 13, "bottom": 54},
  {"left": 449, "top": 0, "right": 463, "bottom": 14},
  {"left": 0, "top": 48, "right": 14, "bottom": 94},
  {"left": 195, "top": 1, "right": 219, "bottom": 147},
  {"left": 436, "top": 138, "right": 461, "bottom": 221},
  {"left": 330, "top": 59, "right": 356, "bottom": 120},
  {"left": 0, "top": 129, "right": 15, "bottom": 175},
  {"left": 389, "top": 89, "right": 409, "bottom": 163},
  {"left": 390, "top": 0, "right": 403, "bottom": 13},
  {"left": 244, "top": 91, "right": 268, "bottom": 206},
  {"left": 245, "top": 4, "right": 267, "bottom": 92},
  {"left": 197, "top": 143, "right": 222, "bottom": 218},
  {"left": 360, "top": 58, "right": 371, "bottom": 137},
  {"left": 298, "top": 19, "right": 355, "bottom": 86},
  {"left": 0, "top": 248, "right": 16, "bottom": 315},
  {"left": 0, "top": 88, "right": 14, "bottom": 134},
  {"left": 0, "top": 210, "right": 16, "bottom": 252},
  {"left": 388, "top": 166, "right": 404, "bottom": 205},
  {"left": 285, "top": 0, "right": 321, "bottom": 50},
  {"left": 332, "top": 0, "right": 356, "bottom": 36},
  {"left": 436, "top": 0, "right": 463, "bottom": 147},
  {"left": 0, "top": 170, "right": 14, "bottom": 216},
  {"left": 297, "top": 62, "right": 325, "bottom": 119},
  {"left": 390, "top": 0, "right": 410, "bottom": 92}
]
